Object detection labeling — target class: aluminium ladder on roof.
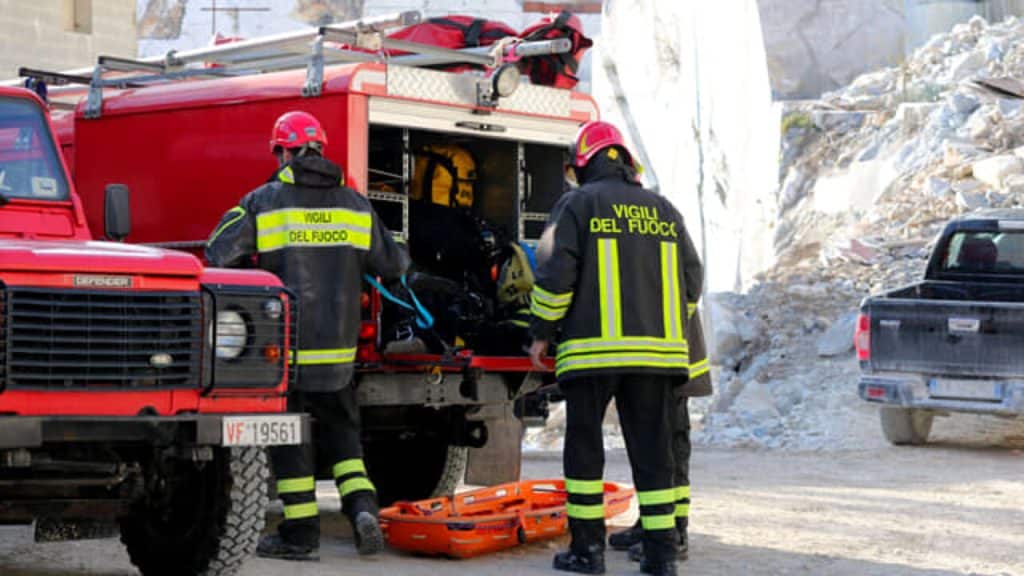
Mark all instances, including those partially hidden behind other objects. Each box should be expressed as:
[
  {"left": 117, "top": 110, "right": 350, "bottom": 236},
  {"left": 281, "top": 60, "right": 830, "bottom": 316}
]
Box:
[{"left": 10, "top": 10, "right": 573, "bottom": 118}]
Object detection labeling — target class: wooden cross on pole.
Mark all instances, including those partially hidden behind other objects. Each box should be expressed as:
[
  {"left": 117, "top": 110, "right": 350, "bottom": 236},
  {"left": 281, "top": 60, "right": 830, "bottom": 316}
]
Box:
[{"left": 201, "top": 0, "right": 271, "bottom": 36}]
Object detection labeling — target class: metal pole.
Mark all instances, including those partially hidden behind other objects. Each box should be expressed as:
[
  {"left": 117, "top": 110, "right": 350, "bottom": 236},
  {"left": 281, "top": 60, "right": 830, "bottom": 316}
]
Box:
[
  {"left": 166, "top": 11, "right": 421, "bottom": 67},
  {"left": 389, "top": 38, "right": 572, "bottom": 68}
]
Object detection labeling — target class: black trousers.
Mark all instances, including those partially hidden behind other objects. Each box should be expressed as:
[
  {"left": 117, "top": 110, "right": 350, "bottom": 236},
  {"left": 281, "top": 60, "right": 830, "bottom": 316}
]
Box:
[
  {"left": 672, "top": 390, "right": 691, "bottom": 529},
  {"left": 562, "top": 373, "right": 677, "bottom": 563},
  {"left": 269, "top": 387, "right": 376, "bottom": 547}
]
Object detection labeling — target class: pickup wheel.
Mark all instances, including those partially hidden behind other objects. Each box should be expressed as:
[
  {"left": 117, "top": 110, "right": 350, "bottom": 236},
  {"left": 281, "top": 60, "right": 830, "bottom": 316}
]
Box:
[
  {"left": 880, "top": 408, "right": 933, "bottom": 446},
  {"left": 366, "top": 435, "right": 467, "bottom": 505},
  {"left": 120, "top": 447, "right": 269, "bottom": 576}
]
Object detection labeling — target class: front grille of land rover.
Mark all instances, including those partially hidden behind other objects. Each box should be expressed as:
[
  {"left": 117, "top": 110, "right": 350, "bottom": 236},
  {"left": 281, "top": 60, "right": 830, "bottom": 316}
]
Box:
[{"left": 3, "top": 287, "right": 202, "bottom": 389}]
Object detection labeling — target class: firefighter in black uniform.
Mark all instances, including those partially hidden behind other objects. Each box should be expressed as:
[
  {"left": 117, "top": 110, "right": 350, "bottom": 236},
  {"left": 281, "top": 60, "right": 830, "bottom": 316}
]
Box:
[
  {"left": 206, "top": 111, "right": 409, "bottom": 562},
  {"left": 609, "top": 312, "right": 713, "bottom": 563},
  {"left": 529, "top": 121, "right": 703, "bottom": 576}
]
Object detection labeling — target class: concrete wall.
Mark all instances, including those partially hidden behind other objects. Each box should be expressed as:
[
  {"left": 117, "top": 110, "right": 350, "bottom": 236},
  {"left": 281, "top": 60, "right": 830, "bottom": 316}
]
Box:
[{"left": 0, "top": 0, "right": 137, "bottom": 79}]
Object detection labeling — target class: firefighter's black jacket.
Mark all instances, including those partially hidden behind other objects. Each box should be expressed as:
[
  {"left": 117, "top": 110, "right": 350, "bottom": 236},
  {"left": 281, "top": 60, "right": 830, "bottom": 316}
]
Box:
[
  {"left": 206, "top": 155, "right": 409, "bottom": 391},
  {"left": 530, "top": 156, "right": 703, "bottom": 381}
]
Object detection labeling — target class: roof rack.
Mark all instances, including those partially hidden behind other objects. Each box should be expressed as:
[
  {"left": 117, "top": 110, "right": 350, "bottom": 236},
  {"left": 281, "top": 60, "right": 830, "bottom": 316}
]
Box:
[{"left": 8, "top": 10, "right": 573, "bottom": 118}]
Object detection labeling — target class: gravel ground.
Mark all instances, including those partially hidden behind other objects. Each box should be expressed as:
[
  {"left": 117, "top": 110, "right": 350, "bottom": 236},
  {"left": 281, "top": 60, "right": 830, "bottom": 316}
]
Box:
[{"left": 2, "top": 441, "right": 1022, "bottom": 576}]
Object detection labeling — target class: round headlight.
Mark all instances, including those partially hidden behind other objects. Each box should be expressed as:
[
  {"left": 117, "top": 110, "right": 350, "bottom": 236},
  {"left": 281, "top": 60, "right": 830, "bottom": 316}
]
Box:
[{"left": 215, "top": 310, "right": 248, "bottom": 360}]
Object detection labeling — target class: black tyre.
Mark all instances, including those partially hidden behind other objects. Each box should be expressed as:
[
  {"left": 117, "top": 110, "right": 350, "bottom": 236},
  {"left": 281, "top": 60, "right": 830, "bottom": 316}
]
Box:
[
  {"left": 365, "top": 435, "right": 467, "bottom": 505},
  {"left": 880, "top": 408, "right": 933, "bottom": 446},
  {"left": 121, "top": 447, "right": 269, "bottom": 576}
]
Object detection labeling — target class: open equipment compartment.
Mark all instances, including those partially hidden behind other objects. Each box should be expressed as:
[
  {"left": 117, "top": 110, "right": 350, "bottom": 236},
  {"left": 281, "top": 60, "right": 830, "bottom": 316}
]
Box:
[
  {"left": 365, "top": 125, "right": 569, "bottom": 357},
  {"left": 367, "top": 125, "right": 569, "bottom": 249}
]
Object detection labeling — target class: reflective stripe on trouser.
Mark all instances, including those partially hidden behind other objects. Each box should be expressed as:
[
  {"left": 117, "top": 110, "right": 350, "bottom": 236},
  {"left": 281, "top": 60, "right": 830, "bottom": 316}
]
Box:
[
  {"left": 255, "top": 207, "right": 372, "bottom": 253},
  {"left": 565, "top": 477, "right": 605, "bottom": 522},
  {"left": 277, "top": 475, "right": 319, "bottom": 521},
  {"left": 333, "top": 458, "right": 376, "bottom": 499},
  {"left": 291, "top": 348, "right": 356, "bottom": 366},
  {"left": 561, "top": 374, "right": 676, "bottom": 561},
  {"left": 675, "top": 485, "right": 691, "bottom": 518}
]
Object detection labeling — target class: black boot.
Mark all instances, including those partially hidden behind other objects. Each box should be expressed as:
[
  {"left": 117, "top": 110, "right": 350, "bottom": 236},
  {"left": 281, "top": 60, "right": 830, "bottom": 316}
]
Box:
[
  {"left": 256, "top": 534, "right": 319, "bottom": 562},
  {"left": 629, "top": 540, "right": 689, "bottom": 562},
  {"left": 552, "top": 545, "right": 606, "bottom": 574},
  {"left": 353, "top": 511, "right": 384, "bottom": 555},
  {"left": 640, "top": 557, "right": 678, "bottom": 576},
  {"left": 607, "top": 519, "right": 642, "bottom": 551},
  {"left": 676, "top": 517, "right": 689, "bottom": 561},
  {"left": 345, "top": 493, "right": 384, "bottom": 556}
]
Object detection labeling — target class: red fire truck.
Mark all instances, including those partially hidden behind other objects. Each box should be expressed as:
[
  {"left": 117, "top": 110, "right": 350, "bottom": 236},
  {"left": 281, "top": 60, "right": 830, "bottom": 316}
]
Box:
[
  {"left": 0, "top": 86, "right": 303, "bottom": 575},
  {"left": 18, "top": 10, "right": 596, "bottom": 504}
]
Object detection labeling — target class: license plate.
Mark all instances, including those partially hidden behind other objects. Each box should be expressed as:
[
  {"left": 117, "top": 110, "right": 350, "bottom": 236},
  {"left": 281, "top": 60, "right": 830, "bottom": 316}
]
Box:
[
  {"left": 928, "top": 378, "right": 1002, "bottom": 401},
  {"left": 222, "top": 415, "right": 303, "bottom": 447}
]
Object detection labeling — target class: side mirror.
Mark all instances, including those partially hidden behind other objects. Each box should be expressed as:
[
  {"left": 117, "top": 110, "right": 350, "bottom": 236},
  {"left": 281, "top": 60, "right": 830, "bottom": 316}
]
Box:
[{"left": 104, "top": 184, "right": 131, "bottom": 242}]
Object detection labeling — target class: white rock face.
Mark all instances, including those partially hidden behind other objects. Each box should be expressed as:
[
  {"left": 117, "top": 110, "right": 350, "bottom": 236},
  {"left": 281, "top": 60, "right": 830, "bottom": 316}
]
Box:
[
  {"left": 972, "top": 154, "right": 1024, "bottom": 188},
  {"left": 817, "top": 311, "right": 858, "bottom": 357}
]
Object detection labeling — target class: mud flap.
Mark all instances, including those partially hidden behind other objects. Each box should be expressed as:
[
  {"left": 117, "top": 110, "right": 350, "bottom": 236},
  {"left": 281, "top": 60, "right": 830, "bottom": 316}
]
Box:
[{"left": 465, "top": 410, "right": 523, "bottom": 486}]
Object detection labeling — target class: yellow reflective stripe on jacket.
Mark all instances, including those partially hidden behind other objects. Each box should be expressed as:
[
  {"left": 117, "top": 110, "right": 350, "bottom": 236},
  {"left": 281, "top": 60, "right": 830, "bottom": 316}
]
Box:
[
  {"left": 292, "top": 348, "right": 357, "bottom": 365},
  {"left": 638, "top": 488, "right": 677, "bottom": 506},
  {"left": 556, "top": 353, "right": 689, "bottom": 375},
  {"left": 338, "top": 477, "right": 376, "bottom": 497},
  {"left": 565, "top": 478, "right": 604, "bottom": 495},
  {"left": 277, "top": 477, "right": 315, "bottom": 494},
  {"left": 557, "top": 337, "right": 689, "bottom": 358},
  {"left": 531, "top": 297, "right": 569, "bottom": 322},
  {"left": 675, "top": 503, "right": 690, "bottom": 517},
  {"left": 641, "top": 514, "right": 676, "bottom": 531},
  {"left": 661, "top": 242, "right": 682, "bottom": 341},
  {"left": 566, "top": 503, "right": 605, "bottom": 520},
  {"left": 283, "top": 501, "right": 319, "bottom": 520},
  {"left": 332, "top": 459, "right": 367, "bottom": 479},
  {"left": 597, "top": 238, "right": 622, "bottom": 338},
  {"left": 278, "top": 166, "right": 296, "bottom": 184},
  {"left": 209, "top": 206, "right": 246, "bottom": 245},
  {"left": 532, "top": 285, "right": 574, "bottom": 308},
  {"left": 689, "top": 359, "right": 710, "bottom": 378},
  {"left": 255, "top": 207, "right": 372, "bottom": 253},
  {"left": 687, "top": 302, "right": 698, "bottom": 319}
]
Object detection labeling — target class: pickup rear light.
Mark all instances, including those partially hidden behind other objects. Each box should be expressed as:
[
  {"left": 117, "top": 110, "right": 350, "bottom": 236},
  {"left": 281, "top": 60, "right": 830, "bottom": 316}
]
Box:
[{"left": 854, "top": 313, "right": 870, "bottom": 361}]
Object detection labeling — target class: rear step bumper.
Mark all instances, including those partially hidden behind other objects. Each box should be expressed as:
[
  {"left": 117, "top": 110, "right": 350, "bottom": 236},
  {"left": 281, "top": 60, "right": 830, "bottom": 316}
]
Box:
[
  {"left": 0, "top": 414, "right": 310, "bottom": 450},
  {"left": 859, "top": 375, "right": 1024, "bottom": 415}
]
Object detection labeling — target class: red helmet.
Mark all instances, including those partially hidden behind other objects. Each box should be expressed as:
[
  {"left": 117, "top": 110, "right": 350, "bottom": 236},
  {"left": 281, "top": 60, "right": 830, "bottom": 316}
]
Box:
[
  {"left": 270, "top": 111, "right": 328, "bottom": 152},
  {"left": 571, "top": 121, "right": 635, "bottom": 169}
]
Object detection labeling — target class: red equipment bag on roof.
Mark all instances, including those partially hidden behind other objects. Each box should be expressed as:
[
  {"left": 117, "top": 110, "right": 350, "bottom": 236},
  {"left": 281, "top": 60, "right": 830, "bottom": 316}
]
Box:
[
  {"left": 387, "top": 15, "right": 517, "bottom": 72},
  {"left": 518, "top": 11, "right": 593, "bottom": 89}
]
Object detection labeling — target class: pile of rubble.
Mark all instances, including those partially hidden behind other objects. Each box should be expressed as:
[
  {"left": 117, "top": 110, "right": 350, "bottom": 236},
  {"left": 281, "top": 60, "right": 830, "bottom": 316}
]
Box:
[{"left": 693, "top": 14, "right": 1024, "bottom": 450}]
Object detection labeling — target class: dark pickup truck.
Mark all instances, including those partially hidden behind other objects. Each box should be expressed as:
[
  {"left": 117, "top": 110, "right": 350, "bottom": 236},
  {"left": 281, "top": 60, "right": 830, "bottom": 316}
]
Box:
[{"left": 857, "top": 209, "right": 1024, "bottom": 445}]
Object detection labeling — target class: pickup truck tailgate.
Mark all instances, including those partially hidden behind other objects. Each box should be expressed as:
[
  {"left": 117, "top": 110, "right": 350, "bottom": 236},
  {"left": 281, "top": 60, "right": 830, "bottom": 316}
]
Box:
[{"left": 868, "top": 298, "right": 1024, "bottom": 377}]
